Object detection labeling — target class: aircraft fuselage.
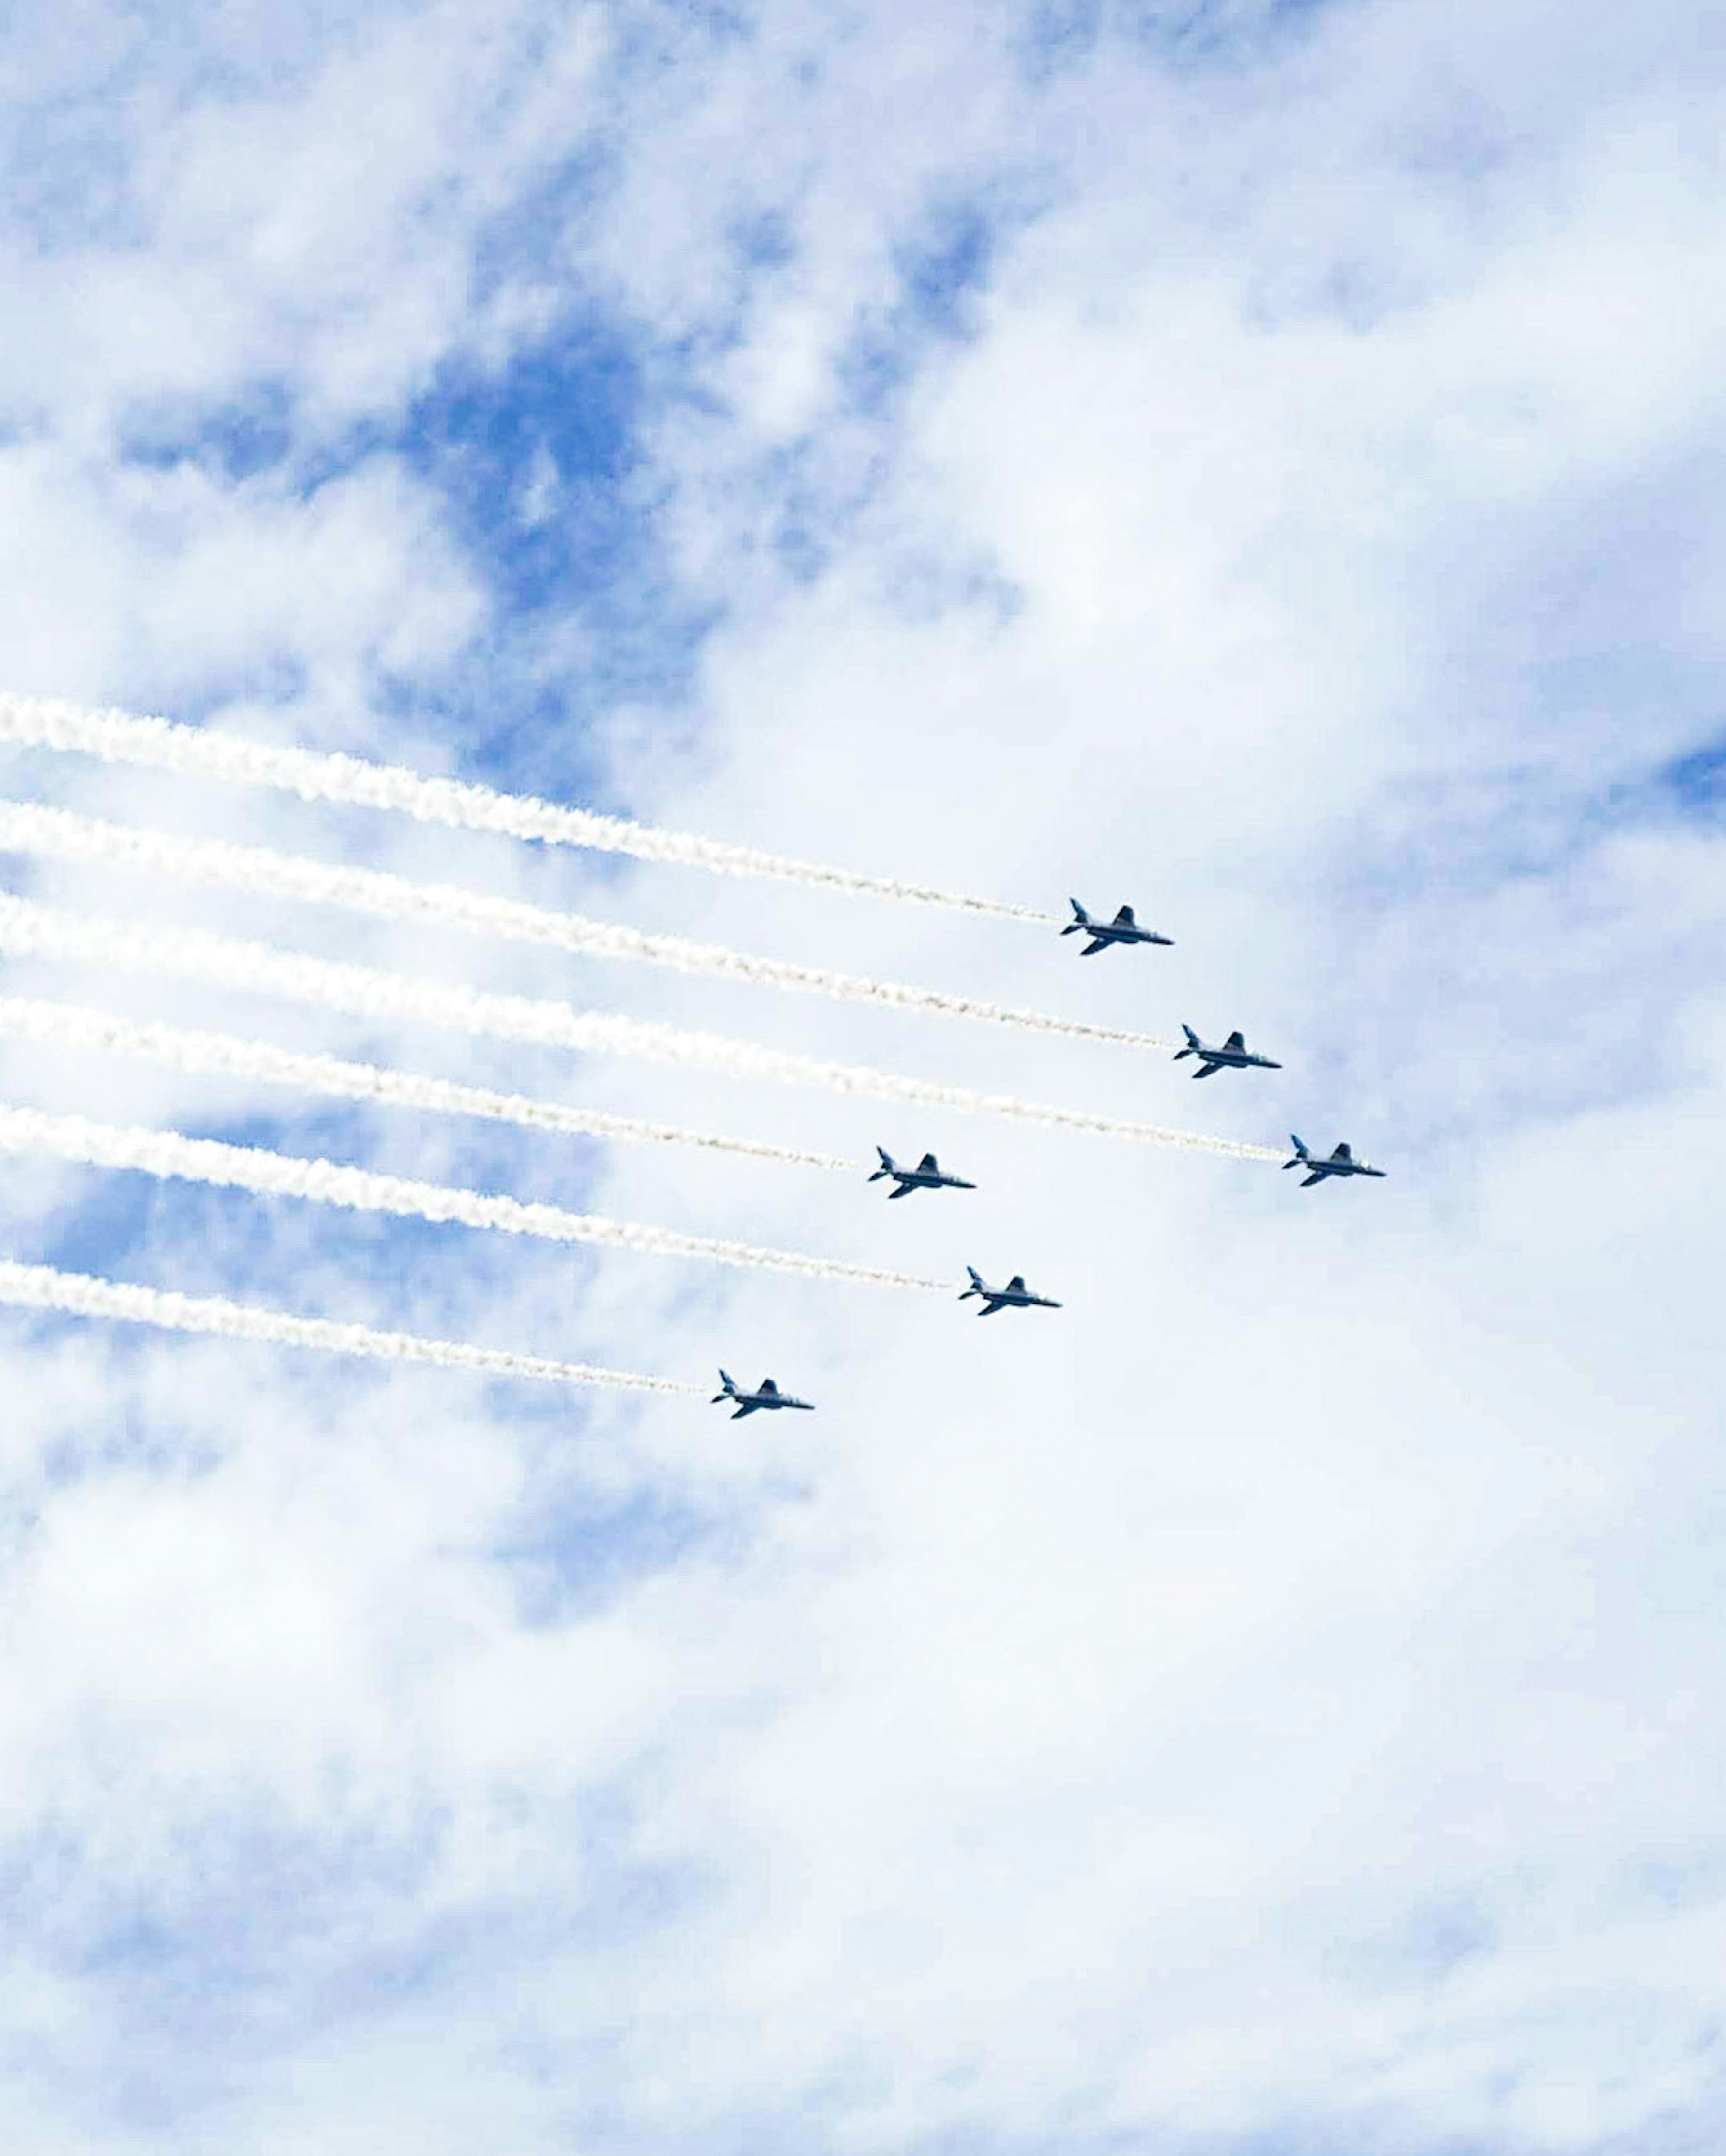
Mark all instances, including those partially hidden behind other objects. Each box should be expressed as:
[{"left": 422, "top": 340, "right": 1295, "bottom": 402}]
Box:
[
  {"left": 1088, "top": 925, "right": 1169, "bottom": 948},
  {"left": 871, "top": 1148, "right": 975, "bottom": 1197},
  {"left": 960, "top": 1271, "right": 1062, "bottom": 1313},
  {"left": 1062, "top": 900, "right": 1174, "bottom": 952},
  {"left": 711, "top": 1371, "right": 816, "bottom": 1416},
  {"left": 1284, "top": 1138, "right": 1385, "bottom": 1186},
  {"left": 1180, "top": 1048, "right": 1280, "bottom": 1072},
  {"left": 1175, "top": 1027, "right": 1281, "bottom": 1074}
]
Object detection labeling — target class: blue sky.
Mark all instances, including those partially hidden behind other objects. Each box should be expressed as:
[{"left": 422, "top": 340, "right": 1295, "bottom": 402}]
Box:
[{"left": 2, "top": 0, "right": 1726, "bottom": 2149}]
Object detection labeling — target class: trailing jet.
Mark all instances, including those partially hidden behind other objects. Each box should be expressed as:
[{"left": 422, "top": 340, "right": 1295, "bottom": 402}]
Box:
[
  {"left": 1283, "top": 1136, "right": 1385, "bottom": 1188},
  {"left": 959, "top": 1266, "right": 1062, "bottom": 1316},
  {"left": 1061, "top": 899, "right": 1173, "bottom": 954},
  {"left": 869, "top": 1147, "right": 976, "bottom": 1199},
  {"left": 710, "top": 1371, "right": 815, "bottom": 1418},
  {"left": 1173, "top": 1025, "right": 1283, "bottom": 1079}
]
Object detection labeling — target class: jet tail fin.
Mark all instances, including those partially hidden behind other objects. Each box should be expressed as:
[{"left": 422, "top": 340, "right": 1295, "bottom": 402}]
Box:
[
  {"left": 1061, "top": 899, "right": 1090, "bottom": 934},
  {"left": 1283, "top": 1135, "right": 1309, "bottom": 1169},
  {"left": 869, "top": 1147, "right": 894, "bottom": 1180}
]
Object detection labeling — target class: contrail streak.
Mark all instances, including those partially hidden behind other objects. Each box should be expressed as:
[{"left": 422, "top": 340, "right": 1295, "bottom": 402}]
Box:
[
  {"left": 0, "top": 692, "right": 1062, "bottom": 923},
  {"left": 0, "top": 895, "right": 1284, "bottom": 1162},
  {"left": 0, "top": 1102, "right": 947, "bottom": 1290},
  {"left": 0, "top": 1257, "right": 701, "bottom": 1393},
  {"left": 0, "top": 994, "right": 853, "bottom": 1171},
  {"left": 0, "top": 797, "right": 1165, "bottom": 1049}
]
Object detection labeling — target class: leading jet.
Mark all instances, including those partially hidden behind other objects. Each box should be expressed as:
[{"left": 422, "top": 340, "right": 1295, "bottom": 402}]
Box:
[
  {"left": 869, "top": 1147, "right": 976, "bottom": 1199},
  {"left": 1061, "top": 899, "right": 1174, "bottom": 954},
  {"left": 710, "top": 1371, "right": 816, "bottom": 1418},
  {"left": 1283, "top": 1136, "right": 1385, "bottom": 1188},
  {"left": 1173, "top": 1025, "right": 1283, "bottom": 1079},
  {"left": 959, "top": 1266, "right": 1063, "bottom": 1316}
]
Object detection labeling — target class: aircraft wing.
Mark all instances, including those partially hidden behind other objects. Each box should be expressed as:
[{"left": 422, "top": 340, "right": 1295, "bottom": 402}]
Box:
[
  {"left": 1192, "top": 1060, "right": 1221, "bottom": 1078},
  {"left": 1081, "top": 938, "right": 1109, "bottom": 955},
  {"left": 1300, "top": 1170, "right": 1327, "bottom": 1188},
  {"left": 731, "top": 1401, "right": 761, "bottom": 1418},
  {"left": 887, "top": 1182, "right": 915, "bottom": 1198},
  {"left": 977, "top": 1299, "right": 1007, "bottom": 1315},
  {"left": 916, "top": 1153, "right": 939, "bottom": 1172}
]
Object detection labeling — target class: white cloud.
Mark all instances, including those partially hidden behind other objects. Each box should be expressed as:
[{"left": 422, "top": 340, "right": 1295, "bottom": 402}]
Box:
[{"left": 1, "top": 0, "right": 1725, "bottom": 2149}]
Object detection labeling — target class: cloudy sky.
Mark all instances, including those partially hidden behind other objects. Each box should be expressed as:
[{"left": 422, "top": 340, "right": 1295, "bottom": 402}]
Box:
[{"left": 3, "top": 0, "right": 1725, "bottom": 2148}]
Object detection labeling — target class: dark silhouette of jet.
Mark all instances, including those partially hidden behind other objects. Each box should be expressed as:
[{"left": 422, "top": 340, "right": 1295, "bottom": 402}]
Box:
[
  {"left": 710, "top": 1371, "right": 815, "bottom": 1418},
  {"left": 1173, "top": 1025, "right": 1282, "bottom": 1078},
  {"left": 869, "top": 1147, "right": 976, "bottom": 1198},
  {"left": 1283, "top": 1137, "right": 1385, "bottom": 1188},
  {"left": 959, "top": 1266, "right": 1062, "bottom": 1316},
  {"left": 1061, "top": 899, "right": 1173, "bottom": 954}
]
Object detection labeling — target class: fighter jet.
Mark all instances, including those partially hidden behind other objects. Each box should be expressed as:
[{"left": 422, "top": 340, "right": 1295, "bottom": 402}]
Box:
[
  {"left": 1173, "top": 1025, "right": 1283, "bottom": 1079},
  {"left": 1061, "top": 899, "right": 1174, "bottom": 954},
  {"left": 1283, "top": 1136, "right": 1386, "bottom": 1188},
  {"left": 710, "top": 1371, "right": 816, "bottom": 1418},
  {"left": 958, "top": 1266, "right": 1063, "bottom": 1316},
  {"left": 869, "top": 1147, "right": 976, "bottom": 1199}
]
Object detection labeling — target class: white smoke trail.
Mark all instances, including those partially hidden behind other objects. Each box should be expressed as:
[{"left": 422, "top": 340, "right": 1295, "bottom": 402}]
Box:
[
  {"left": 0, "top": 797, "right": 1167, "bottom": 1049},
  {"left": 0, "top": 1101, "right": 947, "bottom": 1289},
  {"left": 0, "top": 1257, "right": 701, "bottom": 1393},
  {"left": 0, "top": 994, "right": 853, "bottom": 1171},
  {"left": 0, "top": 894, "right": 1285, "bottom": 1162},
  {"left": 0, "top": 692, "right": 1061, "bottom": 923}
]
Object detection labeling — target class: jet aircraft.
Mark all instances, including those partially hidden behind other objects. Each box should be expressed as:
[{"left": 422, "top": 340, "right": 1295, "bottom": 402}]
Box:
[
  {"left": 710, "top": 1371, "right": 816, "bottom": 1418},
  {"left": 1283, "top": 1136, "right": 1385, "bottom": 1187},
  {"left": 1061, "top": 900, "right": 1173, "bottom": 954},
  {"left": 869, "top": 1147, "right": 976, "bottom": 1198},
  {"left": 1173, "top": 1025, "right": 1283, "bottom": 1079},
  {"left": 959, "top": 1266, "right": 1062, "bottom": 1316}
]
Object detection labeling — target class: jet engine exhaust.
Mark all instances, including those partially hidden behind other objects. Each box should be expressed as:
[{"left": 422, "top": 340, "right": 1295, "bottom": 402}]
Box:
[
  {"left": 0, "top": 797, "right": 1167, "bottom": 1051},
  {"left": 0, "top": 993, "right": 854, "bottom": 1171},
  {"left": 0, "top": 895, "right": 1283, "bottom": 1163},
  {"left": 0, "top": 692, "right": 1061, "bottom": 924},
  {"left": 0, "top": 1102, "right": 951, "bottom": 1290},
  {"left": 0, "top": 1257, "right": 703, "bottom": 1392}
]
